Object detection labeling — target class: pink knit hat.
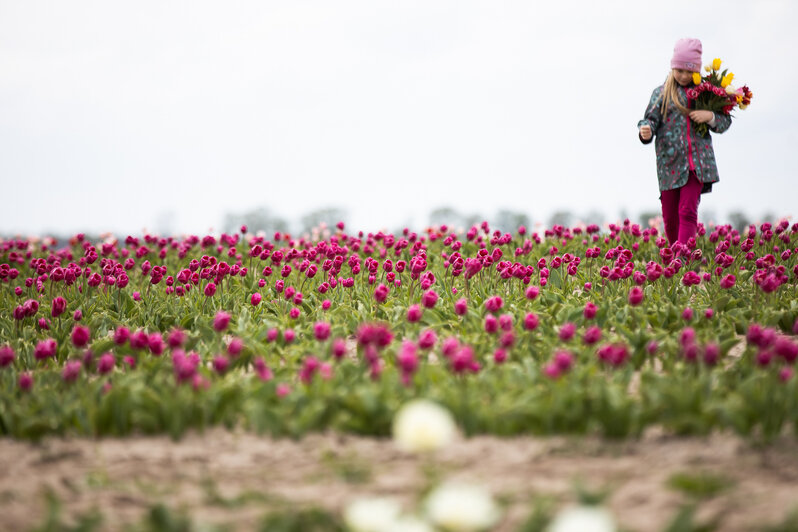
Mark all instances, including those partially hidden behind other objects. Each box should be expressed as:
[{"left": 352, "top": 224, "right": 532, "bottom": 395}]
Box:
[{"left": 671, "top": 38, "right": 702, "bottom": 72}]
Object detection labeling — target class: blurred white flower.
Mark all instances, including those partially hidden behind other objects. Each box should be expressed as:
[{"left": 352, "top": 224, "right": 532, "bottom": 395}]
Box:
[
  {"left": 392, "top": 399, "right": 457, "bottom": 453},
  {"left": 546, "top": 505, "right": 616, "bottom": 532},
  {"left": 385, "top": 515, "right": 435, "bottom": 532},
  {"left": 344, "top": 497, "right": 402, "bottom": 532},
  {"left": 425, "top": 482, "right": 500, "bottom": 531}
]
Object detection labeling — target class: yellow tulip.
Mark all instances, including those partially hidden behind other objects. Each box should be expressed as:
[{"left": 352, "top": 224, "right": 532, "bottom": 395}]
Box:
[
  {"left": 712, "top": 58, "right": 722, "bottom": 71},
  {"left": 721, "top": 73, "right": 734, "bottom": 88},
  {"left": 692, "top": 72, "right": 702, "bottom": 85},
  {"left": 704, "top": 65, "right": 712, "bottom": 72}
]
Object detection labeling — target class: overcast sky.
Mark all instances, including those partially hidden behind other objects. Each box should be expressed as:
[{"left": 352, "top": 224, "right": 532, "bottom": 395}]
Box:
[{"left": 1, "top": 0, "right": 796, "bottom": 237}]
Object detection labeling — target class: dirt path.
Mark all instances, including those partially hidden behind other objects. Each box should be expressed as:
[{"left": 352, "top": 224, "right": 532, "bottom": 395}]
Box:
[{"left": 1, "top": 429, "right": 797, "bottom": 531}]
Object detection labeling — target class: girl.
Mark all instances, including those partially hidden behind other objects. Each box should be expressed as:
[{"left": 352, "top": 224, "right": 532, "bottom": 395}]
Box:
[{"left": 638, "top": 38, "right": 731, "bottom": 247}]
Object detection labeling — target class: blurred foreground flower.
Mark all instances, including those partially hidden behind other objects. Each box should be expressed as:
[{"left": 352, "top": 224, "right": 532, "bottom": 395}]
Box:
[
  {"left": 546, "top": 505, "right": 616, "bottom": 532},
  {"left": 344, "top": 497, "right": 401, "bottom": 532},
  {"left": 386, "top": 515, "right": 434, "bottom": 532},
  {"left": 425, "top": 482, "right": 500, "bottom": 531},
  {"left": 392, "top": 399, "right": 457, "bottom": 453}
]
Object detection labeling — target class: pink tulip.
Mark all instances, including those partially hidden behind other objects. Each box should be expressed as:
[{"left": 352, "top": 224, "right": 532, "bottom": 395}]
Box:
[
  {"left": 583, "top": 325, "right": 602, "bottom": 345},
  {"left": 451, "top": 346, "right": 480, "bottom": 374},
  {"left": 524, "top": 312, "right": 539, "bottom": 331},
  {"left": 213, "top": 311, "right": 231, "bottom": 332},
  {"left": 441, "top": 337, "right": 459, "bottom": 359},
  {"left": 97, "top": 353, "right": 115, "bottom": 374},
  {"left": 597, "top": 343, "right": 629, "bottom": 366},
  {"left": 703, "top": 343, "right": 720, "bottom": 366},
  {"left": 553, "top": 350, "right": 574, "bottom": 372},
  {"left": 114, "top": 327, "right": 131, "bottom": 346},
  {"left": 374, "top": 283, "right": 389, "bottom": 303},
  {"left": 720, "top": 274, "right": 736, "bottom": 289},
  {"left": 558, "top": 322, "right": 576, "bottom": 341},
  {"left": 484, "top": 296, "right": 503, "bottom": 313},
  {"left": 332, "top": 338, "right": 347, "bottom": 360},
  {"left": 314, "top": 321, "right": 331, "bottom": 341},
  {"left": 418, "top": 329, "right": 437, "bottom": 349},
  {"left": 299, "top": 356, "right": 321, "bottom": 384},
  {"left": 499, "top": 331, "right": 516, "bottom": 349},
  {"left": 204, "top": 282, "right": 217, "bottom": 297},
  {"left": 0, "top": 345, "right": 15, "bottom": 367},
  {"left": 71, "top": 325, "right": 90, "bottom": 348},
  {"left": 680, "top": 327, "right": 696, "bottom": 347},
  {"left": 397, "top": 341, "right": 419, "bottom": 375},
  {"left": 498, "top": 314, "right": 513, "bottom": 331},
  {"left": 228, "top": 338, "right": 244, "bottom": 357},
  {"left": 646, "top": 340, "right": 659, "bottom": 355},
  {"left": 628, "top": 286, "right": 644, "bottom": 306},
  {"left": 167, "top": 329, "right": 187, "bottom": 349},
  {"left": 62, "top": 360, "right": 82, "bottom": 382},
  {"left": 130, "top": 330, "right": 149, "bottom": 350},
  {"left": 18, "top": 372, "right": 33, "bottom": 391},
  {"left": 543, "top": 363, "right": 561, "bottom": 379},
  {"left": 213, "top": 355, "right": 230, "bottom": 374},
  {"left": 774, "top": 336, "right": 798, "bottom": 363},
  {"left": 406, "top": 304, "right": 422, "bottom": 323},
  {"left": 148, "top": 333, "right": 165, "bottom": 356},
  {"left": 421, "top": 289, "right": 439, "bottom": 309},
  {"left": 756, "top": 349, "right": 773, "bottom": 367},
  {"left": 51, "top": 296, "right": 67, "bottom": 318}
]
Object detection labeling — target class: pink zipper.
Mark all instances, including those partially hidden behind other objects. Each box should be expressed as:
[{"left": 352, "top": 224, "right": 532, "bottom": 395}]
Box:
[{"left": 686, "top": 99, "right": 696, "bottom": 171}]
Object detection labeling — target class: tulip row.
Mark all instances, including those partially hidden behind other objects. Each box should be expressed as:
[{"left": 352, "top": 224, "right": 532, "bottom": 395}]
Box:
[{"left": 1, "top": 218, "right": 797, "bottom": 440}]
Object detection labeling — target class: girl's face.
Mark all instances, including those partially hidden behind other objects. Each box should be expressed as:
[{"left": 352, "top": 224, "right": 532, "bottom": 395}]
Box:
[{"left": 672, "top": 68, "right": 695, "bottom": 87}]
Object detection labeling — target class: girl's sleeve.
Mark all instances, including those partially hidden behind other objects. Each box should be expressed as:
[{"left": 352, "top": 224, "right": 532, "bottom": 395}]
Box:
[
  {"left": 637, "top": 88, "right": 663, "bottom": 145},
  {"left": 710, "top": 112, "right": 732, "bottom": 134}
]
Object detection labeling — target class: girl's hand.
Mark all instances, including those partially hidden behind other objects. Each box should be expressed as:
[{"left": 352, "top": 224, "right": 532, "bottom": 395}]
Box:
[
  {"left": 639, "top": 125, "right": 652, "bottom": 141},
  {"left": 689, "top": 110, "right": 715, "bottom": 124}
]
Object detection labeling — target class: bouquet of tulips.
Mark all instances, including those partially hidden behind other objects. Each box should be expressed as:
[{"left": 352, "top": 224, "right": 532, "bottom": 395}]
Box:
[{"left": 686, "top": 57, "right": 753, "bottom": 137}]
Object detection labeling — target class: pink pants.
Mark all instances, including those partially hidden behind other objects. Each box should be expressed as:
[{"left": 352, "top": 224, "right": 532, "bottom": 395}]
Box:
[{"left": 660, "top": 171, "right": 702, "bottom": 246}]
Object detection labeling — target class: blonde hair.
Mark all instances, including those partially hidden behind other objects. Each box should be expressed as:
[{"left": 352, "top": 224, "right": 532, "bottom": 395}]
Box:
[{"left": 660, "top": 71, "right": 689, "bottom": 119}]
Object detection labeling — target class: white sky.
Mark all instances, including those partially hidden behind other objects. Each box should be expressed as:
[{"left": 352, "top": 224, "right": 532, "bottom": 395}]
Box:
[{"left": 1, "top": 0, "right": 796, "bottom": 236}]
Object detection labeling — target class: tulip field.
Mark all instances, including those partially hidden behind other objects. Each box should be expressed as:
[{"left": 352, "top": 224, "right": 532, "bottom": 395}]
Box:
[{"left": 2, "top": 219, "right": 798, "bottom": 531}]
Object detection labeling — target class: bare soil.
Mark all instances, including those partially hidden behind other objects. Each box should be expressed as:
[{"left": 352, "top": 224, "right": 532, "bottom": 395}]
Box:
[{"left": 1, "top": 429, "right": 797, "bottom": 531}]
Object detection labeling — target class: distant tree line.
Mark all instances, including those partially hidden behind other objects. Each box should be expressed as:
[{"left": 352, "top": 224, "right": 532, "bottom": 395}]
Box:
[
  {"left": 0, "top": 207, "right": 770, "bottom": 242},
  {"left": 222, "top": 207, "right": 346, "bottom": 237}
]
